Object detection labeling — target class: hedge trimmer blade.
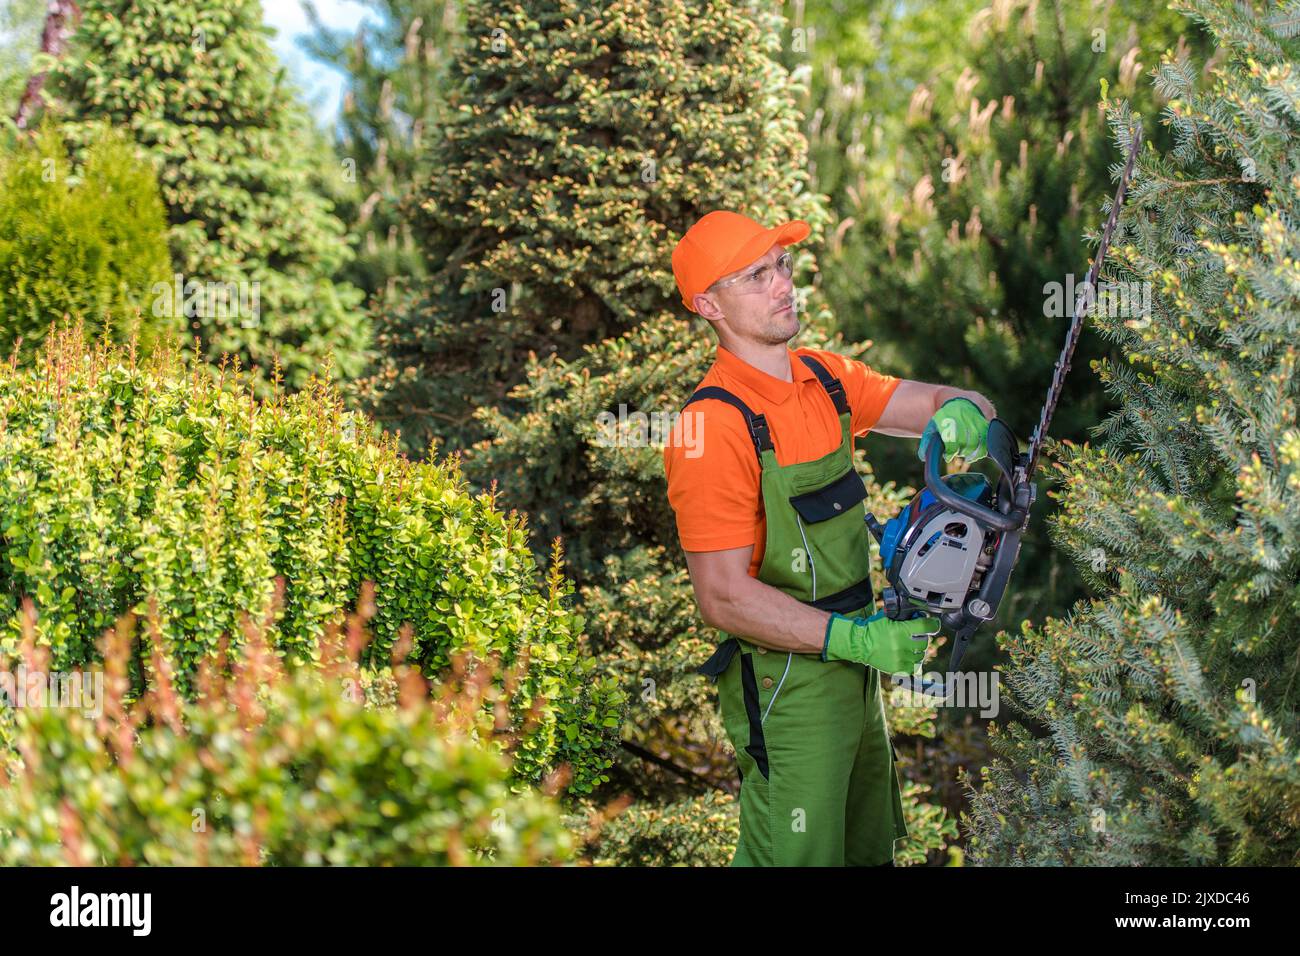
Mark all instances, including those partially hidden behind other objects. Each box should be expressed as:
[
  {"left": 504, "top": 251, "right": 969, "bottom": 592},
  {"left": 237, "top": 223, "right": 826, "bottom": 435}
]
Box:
[{"left": 1023, "top": 124, "right": 1143, "bottom": 482}]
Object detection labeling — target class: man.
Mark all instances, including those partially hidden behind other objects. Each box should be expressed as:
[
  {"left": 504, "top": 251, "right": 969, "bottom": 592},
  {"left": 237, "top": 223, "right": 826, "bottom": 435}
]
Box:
[{"left": 664, "top": 210, "right": 996, "bottom": 867}]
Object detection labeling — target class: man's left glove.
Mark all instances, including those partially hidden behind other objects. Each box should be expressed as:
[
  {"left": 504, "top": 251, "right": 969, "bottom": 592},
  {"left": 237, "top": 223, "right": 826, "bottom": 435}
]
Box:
[
  {"left": 822, "top": 611, "right": 937, "bottom": 673},
  {"left": 918, "top": 397, "right": 989, "bottom": 463}
]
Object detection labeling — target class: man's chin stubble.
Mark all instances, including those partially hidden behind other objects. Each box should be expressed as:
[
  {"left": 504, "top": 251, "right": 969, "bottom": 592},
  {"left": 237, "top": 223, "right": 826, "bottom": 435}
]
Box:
[{"left": 761, "top": 315, "right": 801, "bottom": 343}]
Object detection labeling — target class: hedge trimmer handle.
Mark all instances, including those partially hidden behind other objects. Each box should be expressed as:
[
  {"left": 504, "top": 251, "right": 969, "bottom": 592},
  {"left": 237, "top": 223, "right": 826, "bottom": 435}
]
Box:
[{"left": 923, "top": 436, "right": 1024, "bottom": 531}]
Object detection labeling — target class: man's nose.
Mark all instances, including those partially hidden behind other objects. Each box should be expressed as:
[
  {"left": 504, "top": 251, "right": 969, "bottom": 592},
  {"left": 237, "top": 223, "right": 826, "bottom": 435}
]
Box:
[{"left": 770, "top": 268, "right": 795, "bottom": 301}]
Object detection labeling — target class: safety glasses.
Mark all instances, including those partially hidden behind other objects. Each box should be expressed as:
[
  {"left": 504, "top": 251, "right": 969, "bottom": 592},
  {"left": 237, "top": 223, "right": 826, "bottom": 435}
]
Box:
[{"left": 711, "top": 251, "right": 794, "bottom": 296}]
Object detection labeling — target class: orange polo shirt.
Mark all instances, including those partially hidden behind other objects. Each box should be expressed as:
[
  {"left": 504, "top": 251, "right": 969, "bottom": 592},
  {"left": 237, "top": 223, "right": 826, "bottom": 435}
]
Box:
[{"left": 663, "top": 345, "right": 902, "bottom": 577}]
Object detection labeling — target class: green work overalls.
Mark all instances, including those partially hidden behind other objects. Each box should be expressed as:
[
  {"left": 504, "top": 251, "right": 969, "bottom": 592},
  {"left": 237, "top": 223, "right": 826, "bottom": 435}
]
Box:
[{"left": 689, "top": 354, "right": 908, "bottom": 866}]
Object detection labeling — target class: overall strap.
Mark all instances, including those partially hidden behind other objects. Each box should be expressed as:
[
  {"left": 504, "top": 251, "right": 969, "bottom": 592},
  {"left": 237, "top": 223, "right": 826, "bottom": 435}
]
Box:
[
  {"left": 798, "top": 354, "right": 851, "bottom": 416},
  {"left": 682, "top": 386, "right": 773, "bottom": 461}
]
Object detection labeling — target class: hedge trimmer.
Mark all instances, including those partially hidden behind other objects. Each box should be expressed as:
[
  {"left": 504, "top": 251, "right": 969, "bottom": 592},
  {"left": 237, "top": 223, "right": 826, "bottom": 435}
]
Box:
[{"left": 866, "top": 125, "right": 1144, "bottom": 700}]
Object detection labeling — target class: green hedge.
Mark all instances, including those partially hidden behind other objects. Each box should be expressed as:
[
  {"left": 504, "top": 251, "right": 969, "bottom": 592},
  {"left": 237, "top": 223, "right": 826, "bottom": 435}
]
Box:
[
  {"left": 0, "top": 124, "right": 175, "bottom": 361},
  {"left": 0, "top": 622, "right": 575, "bottom": 865},
  {"left": 583, "top": 791, "right": 741, "bottom": 867},
  {"left": 577, "top": 778, "right": 957, "bottom": 866},
  {"left": 0, "top": 322, "right": 624, "bottom": 793}
]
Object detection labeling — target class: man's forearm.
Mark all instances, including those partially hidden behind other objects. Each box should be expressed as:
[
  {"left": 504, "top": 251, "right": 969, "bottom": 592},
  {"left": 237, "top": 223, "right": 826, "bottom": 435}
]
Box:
[{"left": 703, "top": 572, "right": 833, "bottom": 655}]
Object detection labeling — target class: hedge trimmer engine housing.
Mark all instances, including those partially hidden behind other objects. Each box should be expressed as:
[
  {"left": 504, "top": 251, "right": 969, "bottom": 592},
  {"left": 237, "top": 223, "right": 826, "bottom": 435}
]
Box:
[
  {"left": 878, "top": 472, "right": 998, "bottom": 616},
  {"left": 865, "top": 418, "right": 1035, "bottom": 697}
]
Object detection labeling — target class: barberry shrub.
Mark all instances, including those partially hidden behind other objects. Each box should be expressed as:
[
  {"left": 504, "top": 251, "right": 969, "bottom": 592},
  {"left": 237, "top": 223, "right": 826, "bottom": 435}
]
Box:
[
  {"left": 0, "top": 603, "right": 577, "bottom": 865},
  {"left": 0, "top": 321, "right": 624, "bottom": 793}
]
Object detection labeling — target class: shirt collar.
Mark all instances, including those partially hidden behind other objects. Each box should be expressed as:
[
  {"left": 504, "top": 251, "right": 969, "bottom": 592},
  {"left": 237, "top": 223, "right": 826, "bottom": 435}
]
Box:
[{"left": 714, "top": 344, "right": 817, "bottom": 405}]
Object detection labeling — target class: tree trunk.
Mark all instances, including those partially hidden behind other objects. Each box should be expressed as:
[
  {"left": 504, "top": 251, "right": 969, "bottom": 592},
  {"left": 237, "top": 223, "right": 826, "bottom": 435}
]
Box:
[{"left": 13, "top": 0, "right": 81, "bottom": 131}]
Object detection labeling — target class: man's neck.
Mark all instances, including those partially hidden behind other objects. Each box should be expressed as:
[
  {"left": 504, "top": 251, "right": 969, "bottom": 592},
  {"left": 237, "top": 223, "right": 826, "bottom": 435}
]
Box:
[{"left": 719, "top": 336, "right": 793, "bottom": 383}]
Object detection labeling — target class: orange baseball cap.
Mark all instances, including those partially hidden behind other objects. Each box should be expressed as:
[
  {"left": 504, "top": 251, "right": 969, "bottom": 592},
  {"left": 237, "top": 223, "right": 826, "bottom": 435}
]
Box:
[{"left": 672, "top": 210, "right": 811, "bottom": 314}]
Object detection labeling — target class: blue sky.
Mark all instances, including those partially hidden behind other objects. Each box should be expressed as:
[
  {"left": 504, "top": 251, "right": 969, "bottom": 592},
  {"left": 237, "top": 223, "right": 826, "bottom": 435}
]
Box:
[
  {"left": 263, "top": 0, "right": 375, "bottom": 126},
  {"left": 0, "top": 0, "right": 377, "bottom": 129}
]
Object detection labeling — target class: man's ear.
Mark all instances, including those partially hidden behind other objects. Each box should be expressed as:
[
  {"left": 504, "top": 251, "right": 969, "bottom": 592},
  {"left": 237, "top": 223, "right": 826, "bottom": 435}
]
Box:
[{"left": 693, "top": 291, "right": 723, "bottom": 321}]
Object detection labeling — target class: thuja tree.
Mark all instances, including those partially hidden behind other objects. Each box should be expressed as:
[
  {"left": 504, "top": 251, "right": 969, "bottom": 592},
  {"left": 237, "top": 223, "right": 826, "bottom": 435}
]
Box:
[
  {"left": 963, "top": 0, "right": 1300, "bottom": 865},
  {"left": 300, "top": 0, "right": 462, "bottom": 302},
  {"left": 0, "top": 124, "right": 175, "bottom": 359},
  {"left": 391, "top": 0, "right": 959, "bottom": 862},
  {"left": 0, "top": 322, "right": 623, "bottom": 794},
  {"left": 806, "top": 0, "right": 1211, "bottom": 650},
  {"left": 42, "top": 0, "right": 370, "bottom": 392}
]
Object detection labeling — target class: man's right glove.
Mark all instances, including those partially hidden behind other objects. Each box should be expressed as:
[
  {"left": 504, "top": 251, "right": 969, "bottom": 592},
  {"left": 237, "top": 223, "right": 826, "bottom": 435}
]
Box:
[
  {"left": 822, "top": 610, "right": 938, "bottom": 673},
  {"left": 918, "top": 397, "right": 989, "bottom": 463}
]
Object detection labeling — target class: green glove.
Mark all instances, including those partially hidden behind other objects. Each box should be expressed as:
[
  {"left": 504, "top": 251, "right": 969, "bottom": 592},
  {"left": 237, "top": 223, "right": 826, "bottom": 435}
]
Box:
[
  {"left": 822, "top": 611, "right": 938, "bottom": 673},
  {"left": 918, "top": 397, "right": 989, "bottom": 463}
]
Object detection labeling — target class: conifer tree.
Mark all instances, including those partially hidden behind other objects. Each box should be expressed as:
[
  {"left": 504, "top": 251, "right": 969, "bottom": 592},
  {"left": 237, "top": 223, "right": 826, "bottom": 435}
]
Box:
[
  {"left": 42, "top": 0, "right": 370, "bottom": 391},
  {"left": 0, "top": 1, "right": 44, "bottom": 111},
  {"left": 300, "top": 0, "right": 460, "bottom": 301},
  {"left": 0, "top": 124, "right": 174, "bottom": 357},
  {"left": 358, "top": 0, "right": 844, "bottom": 456},
  {"left": 963, "top": 0, "right": 1300, "bottom": 865},
  {"left": 4, "top": 0, "right": 66, "bottom": 128},
  {"left": 804, "top": 0, "right": 1212, "bottom": 649},
  {"left": 372, "top": 0, "right": 959, "bottom": 862}
]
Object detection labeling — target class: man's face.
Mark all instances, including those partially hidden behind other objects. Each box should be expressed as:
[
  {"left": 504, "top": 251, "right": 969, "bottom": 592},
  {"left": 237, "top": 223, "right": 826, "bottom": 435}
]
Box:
[{"left": 696, "top": 244, "right": 798, "bottom": 345}]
